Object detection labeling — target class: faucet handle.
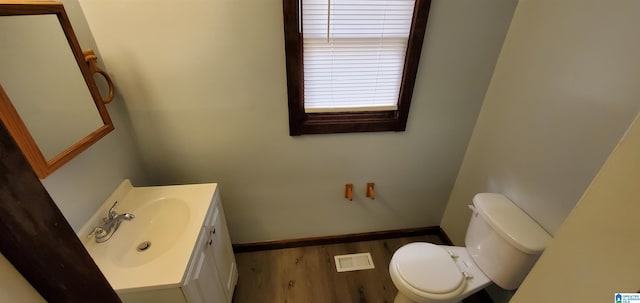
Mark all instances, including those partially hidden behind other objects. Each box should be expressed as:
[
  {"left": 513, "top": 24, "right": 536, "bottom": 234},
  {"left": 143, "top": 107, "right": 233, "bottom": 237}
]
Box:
[
  {"left": 88, "top": 226, "right": 107, "bottom": 238},
  {"left": 108, "top": 201, "right": 119, "bottom": 218}
]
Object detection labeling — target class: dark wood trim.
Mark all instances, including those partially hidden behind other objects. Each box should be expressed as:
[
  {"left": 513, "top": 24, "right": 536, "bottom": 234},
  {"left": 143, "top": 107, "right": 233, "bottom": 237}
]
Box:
[
  {"left": 397, "top": 0, "right": 432, "bottom": 130},
  {"left": 283, "top": 0, "right": 432, "bottom": 136},
  {"left": 437, "top": 226, "right": 454, "bottom": 245},
  {"left": 282, "top": 0, "right": 305, "bottom": 135},
  {"left": 233, "top": 226, "right": 442, "bottom": 253},
  {"left": 0, "top": 1, "right": 61, "bottom": 16},
  {"left": 0, "top": 116, "right": 120, "bottom": 301},
  {"left": 298, "top": 111, "right": 404, "bottom": 135}
]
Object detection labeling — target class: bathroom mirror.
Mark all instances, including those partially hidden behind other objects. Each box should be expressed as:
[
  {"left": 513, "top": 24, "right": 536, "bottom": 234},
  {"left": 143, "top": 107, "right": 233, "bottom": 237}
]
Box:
[{"left": 0, "top": 1, "right": 113, "bottom": 179}]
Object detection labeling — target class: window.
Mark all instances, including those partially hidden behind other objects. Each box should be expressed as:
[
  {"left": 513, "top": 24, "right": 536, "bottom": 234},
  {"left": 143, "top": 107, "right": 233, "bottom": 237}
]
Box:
[{"left": 283, "top": 0, "right": 431, "bottom": 135}]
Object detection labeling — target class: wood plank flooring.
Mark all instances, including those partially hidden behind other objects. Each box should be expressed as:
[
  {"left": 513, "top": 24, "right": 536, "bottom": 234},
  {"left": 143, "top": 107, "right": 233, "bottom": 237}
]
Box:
[{"left": 232, "top": 234, "right": 493, "bottom": 303}]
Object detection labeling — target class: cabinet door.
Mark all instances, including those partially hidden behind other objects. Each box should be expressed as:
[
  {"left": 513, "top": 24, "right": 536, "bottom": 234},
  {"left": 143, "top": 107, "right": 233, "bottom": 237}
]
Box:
[
  {"left": 205, "top": 201, "right": 237, "bottom": 302},
  {"left": 183, "top": 229, "right": 226, "bottom": 303}
]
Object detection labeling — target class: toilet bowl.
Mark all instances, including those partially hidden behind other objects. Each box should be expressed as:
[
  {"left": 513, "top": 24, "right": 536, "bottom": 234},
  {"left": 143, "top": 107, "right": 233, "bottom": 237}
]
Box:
[
  {"left": 389, "top": 243, "right": 490, "bottom": 303},
  {"left": 389, "top": 193, "right": 551, "bottom": 303}
]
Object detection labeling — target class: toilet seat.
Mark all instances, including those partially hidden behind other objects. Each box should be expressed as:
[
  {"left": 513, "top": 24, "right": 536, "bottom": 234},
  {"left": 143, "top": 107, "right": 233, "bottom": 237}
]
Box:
[{"left": 391, "top": 243, "right": 468, "bottom": 302}]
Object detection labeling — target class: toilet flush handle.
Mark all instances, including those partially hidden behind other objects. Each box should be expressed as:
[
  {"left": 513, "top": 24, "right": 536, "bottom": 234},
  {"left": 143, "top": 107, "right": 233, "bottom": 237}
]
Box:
[{"left": 468, "top": 205, "right": 479, "bottom": 218}]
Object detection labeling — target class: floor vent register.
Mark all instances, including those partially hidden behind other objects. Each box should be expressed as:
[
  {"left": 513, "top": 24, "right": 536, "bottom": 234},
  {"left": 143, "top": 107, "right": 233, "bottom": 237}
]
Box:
[{"left": 334, "top": 253, "right": 375, "bottom": 272}]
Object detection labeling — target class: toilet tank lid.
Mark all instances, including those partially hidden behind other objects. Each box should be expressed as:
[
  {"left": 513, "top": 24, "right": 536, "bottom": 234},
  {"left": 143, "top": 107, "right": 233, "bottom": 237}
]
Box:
[{"left": 473, "top": 193, "right": 552, "bottom": 254}]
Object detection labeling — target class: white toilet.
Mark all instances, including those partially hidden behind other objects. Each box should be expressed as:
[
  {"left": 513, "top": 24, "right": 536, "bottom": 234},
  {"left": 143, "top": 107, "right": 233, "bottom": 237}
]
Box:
[{"left": 389, "top": 193, "right": 551, "bottom": 303}]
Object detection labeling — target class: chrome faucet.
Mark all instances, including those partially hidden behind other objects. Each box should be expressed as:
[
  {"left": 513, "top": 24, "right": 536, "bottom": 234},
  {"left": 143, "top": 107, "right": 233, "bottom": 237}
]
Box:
[{"left": 89, "top": 201, "right": 135, "bottom": 243}]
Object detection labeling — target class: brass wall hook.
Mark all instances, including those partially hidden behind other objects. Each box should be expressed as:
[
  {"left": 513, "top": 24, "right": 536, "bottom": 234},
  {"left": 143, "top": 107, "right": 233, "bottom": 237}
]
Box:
[
  {"left": 83, "top": 49, "right": 114, "bottom": 104},
  {"left": 366, "top": 183, "right": 375, "bottom": 200},
  {"left": 345, "top": 184, "right": 353, "bottom": 201}
]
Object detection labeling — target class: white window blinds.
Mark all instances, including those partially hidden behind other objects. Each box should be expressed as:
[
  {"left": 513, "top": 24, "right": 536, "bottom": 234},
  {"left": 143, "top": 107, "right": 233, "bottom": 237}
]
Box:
[{"left": 302, "top": 0, "right": 416, "bottom": 113}]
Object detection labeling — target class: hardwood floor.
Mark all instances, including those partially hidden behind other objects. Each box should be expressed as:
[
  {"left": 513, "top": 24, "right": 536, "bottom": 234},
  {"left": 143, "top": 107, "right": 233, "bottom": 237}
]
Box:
[{"left": 232, "top": 234, "right": 493, "bottom": 303}]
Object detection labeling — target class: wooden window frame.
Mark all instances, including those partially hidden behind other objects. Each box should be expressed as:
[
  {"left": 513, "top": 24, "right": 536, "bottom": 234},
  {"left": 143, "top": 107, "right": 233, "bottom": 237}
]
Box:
[{"left": 283, "top": 0, "right": 432, "bottom": 136}]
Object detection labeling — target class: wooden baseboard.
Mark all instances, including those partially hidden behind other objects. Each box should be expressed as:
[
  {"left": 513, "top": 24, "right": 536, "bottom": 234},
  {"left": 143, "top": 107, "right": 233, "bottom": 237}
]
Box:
[
  {"left": 437, "top": 226, "right": 454, "bottom": 245},
  {"left": 233, "top": 226, "right": 452, "bottom": 253}
]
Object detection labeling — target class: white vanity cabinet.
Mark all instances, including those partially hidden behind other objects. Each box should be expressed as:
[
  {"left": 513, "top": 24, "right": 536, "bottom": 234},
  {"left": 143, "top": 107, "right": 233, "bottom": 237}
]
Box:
[
  {"left": 117, "top": 189, "right": 237, "bottom": 303},
  {"left": 183, "top": 190, "right": 238, "bottom": 303}
]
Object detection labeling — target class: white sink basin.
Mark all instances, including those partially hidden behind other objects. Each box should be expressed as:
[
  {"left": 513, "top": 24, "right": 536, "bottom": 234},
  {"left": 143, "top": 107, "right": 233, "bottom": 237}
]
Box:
[
  {"left": 109, "top": 198, "right": 190, "bottom": 267},
  {"left": 79, "top": 180, "right": 217, "bottom": 293}
]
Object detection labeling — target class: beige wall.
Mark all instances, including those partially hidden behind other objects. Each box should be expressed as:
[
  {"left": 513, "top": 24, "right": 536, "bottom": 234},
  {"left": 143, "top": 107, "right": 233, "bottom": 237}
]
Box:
[
  {"left": 78, "top": 0, "right": 517, "bottom": 243},
  {"left": 441, "top": 0, "right": 640, "bottom": 246},
  {"left": 0, "top": 253, "right": 45, "bottom": 303},
  {"left": 512, "top": 113, "right": 640, "bottom": 302}
]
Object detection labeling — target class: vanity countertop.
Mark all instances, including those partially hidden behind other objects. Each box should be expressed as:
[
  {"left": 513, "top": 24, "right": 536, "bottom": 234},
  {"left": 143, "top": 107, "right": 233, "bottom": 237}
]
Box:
[{"left": 78, "top": 180, "right": 218, "bottom": 293}]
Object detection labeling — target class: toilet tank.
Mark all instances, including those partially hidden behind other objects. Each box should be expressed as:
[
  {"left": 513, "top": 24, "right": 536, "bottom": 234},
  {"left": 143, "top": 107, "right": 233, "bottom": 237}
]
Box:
[{"left": 465, "top": 193, "right": 551, "bottom": 290}]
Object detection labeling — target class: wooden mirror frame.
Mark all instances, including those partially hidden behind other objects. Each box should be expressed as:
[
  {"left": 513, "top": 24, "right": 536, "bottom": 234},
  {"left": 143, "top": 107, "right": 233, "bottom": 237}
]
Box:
[{"left": 0, "top": 1, "right": 114, "bottom": 179}]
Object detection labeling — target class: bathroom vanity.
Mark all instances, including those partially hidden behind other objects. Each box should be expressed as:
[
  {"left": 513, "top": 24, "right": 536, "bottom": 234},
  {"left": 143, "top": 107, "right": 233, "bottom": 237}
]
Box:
[{"left": 79, "top": 180, "right": 237, "bottom": 303}]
